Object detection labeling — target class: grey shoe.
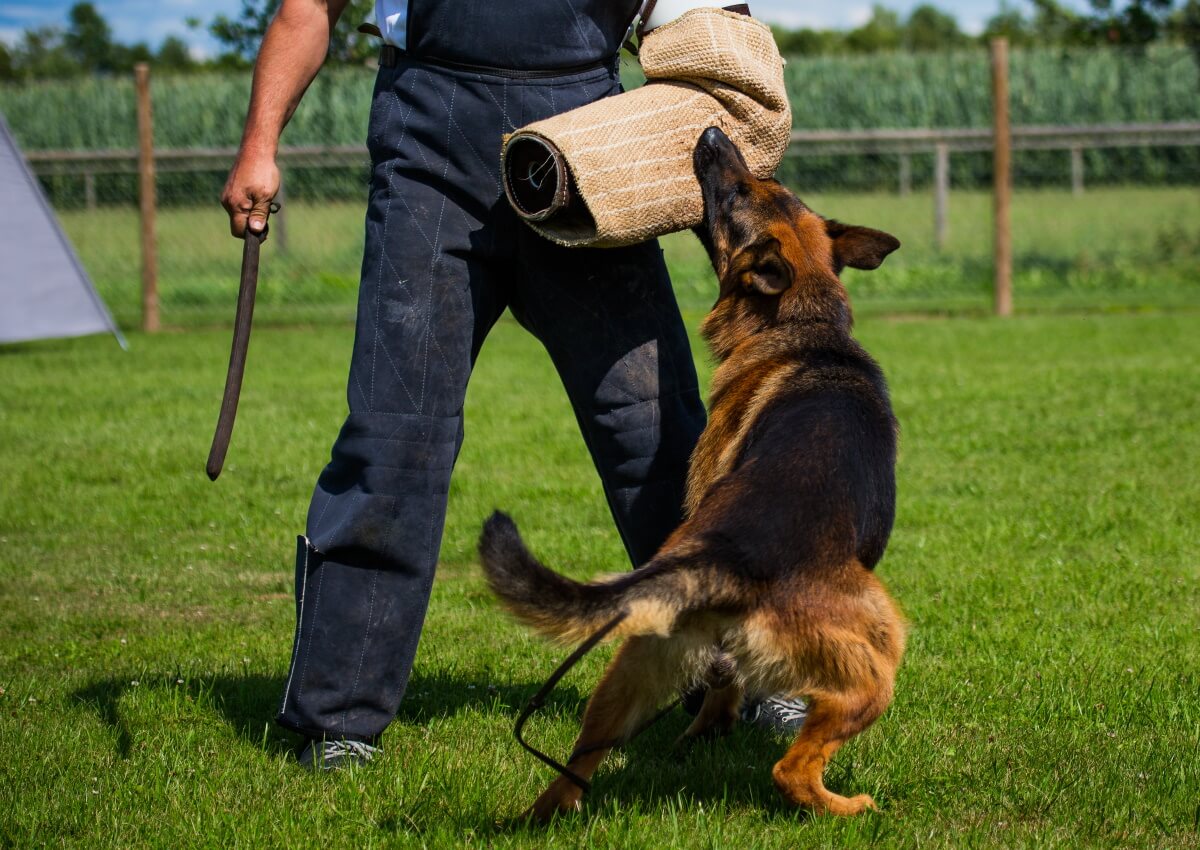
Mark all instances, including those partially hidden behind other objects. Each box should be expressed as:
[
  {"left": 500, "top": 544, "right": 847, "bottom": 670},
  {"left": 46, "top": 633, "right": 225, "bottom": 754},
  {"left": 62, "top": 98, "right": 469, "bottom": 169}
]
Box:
[
  {"left": 741, "top": 695, "right": 809, "bottom": 735},
  {"left": 297, "top": 737, "right": 380, "bottom": 771}
]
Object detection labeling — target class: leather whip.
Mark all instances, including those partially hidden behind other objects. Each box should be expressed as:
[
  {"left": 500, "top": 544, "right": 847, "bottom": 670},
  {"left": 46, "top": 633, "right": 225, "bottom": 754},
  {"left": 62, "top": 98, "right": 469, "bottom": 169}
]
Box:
[{"left": 206, "top": 210, "right": 276, "bottom": 481}]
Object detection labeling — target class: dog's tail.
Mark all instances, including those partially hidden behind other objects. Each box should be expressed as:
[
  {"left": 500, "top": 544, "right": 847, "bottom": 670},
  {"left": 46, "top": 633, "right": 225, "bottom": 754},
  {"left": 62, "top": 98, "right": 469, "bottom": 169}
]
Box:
[{"left": 478, "top": 511, "right": 732, "bottom": 645}]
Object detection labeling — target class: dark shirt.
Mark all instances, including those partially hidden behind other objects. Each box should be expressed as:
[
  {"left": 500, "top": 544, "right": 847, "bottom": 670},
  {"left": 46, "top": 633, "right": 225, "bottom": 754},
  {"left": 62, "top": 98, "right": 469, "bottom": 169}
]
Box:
[{"left": 404, "top": 0, "right": 639, "bottom": 71}]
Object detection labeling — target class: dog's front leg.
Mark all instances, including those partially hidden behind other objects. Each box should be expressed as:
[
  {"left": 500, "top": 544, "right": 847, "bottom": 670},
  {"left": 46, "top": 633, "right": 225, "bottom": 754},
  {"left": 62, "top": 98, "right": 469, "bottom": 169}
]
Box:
[
  {"left": 527, "top": 635, "right": 687, "bottom": 823},
  {"left": 678, "top": 651, "right": 742, "bottom": 742},
  {"left": 678, "top": 681, "right": 743, "bottom": 742}
]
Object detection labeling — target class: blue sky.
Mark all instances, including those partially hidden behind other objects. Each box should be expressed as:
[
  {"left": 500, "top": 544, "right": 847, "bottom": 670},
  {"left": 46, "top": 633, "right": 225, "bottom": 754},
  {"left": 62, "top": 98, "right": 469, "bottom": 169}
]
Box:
[{"left": 0, "top": 1, "right": 1094, "bottom": 56}]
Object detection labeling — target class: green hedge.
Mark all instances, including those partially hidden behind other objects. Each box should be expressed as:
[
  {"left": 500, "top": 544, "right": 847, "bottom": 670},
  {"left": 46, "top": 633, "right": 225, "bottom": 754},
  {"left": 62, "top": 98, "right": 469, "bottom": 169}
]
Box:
[{"left": 3, "top": 46, "right": 1197, "bottom": 204}]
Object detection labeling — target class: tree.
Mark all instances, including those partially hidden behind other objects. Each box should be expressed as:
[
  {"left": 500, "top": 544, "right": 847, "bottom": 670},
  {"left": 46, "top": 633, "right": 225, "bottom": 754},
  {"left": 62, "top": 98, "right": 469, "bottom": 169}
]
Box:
[
  {"left": 904, "top": 4, "right": 970, "bottom": 50},
  {"left": 209, "top": 0, "right": 377, "bottom": 65},
  {"left": 9, "top": 26, "right": 75, "bottom": 80},
  {"left": 771, "top": 25, "right": 845, "bottom": 55},
  {"left": 982, "top": 2, "right": 1038, "bottom": 47},
  {"left": 63, "top": 3, "right": 116, "bottom": 71},
  {"left": 115, "top": 42, "right": 154, "bottom": 71},
  {"left": 845, "top": 5, "right": 903, "bottom": 52},
  {"left": 1175, "top": 0, "right": 1200, "bottom": 65},
  {"left": 1021, "top": 0, "right": 1180, "bottom": 46},
  {"left": 1076, "top": 0, "right": 1175, "bottom": 44},
  {"left": 1028, "top": 0, "right": 1087, "bottom": 44},
  {"left": 156, "top": 36, "right": 195, "bottom": 71},
  {"left": 0, "top": 42, "right": 15, "bottom": 81},
  {"left": 208, "top": 0, "right": 277, "bottom": 63}
]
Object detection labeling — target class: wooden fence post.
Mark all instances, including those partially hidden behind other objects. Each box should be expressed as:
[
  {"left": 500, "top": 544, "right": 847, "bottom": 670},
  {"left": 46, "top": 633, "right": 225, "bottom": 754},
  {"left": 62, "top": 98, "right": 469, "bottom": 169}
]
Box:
[
  {"left": 991, "top": 38, "right": 1013, "bottom": 318},
  {"left": 934, "top": 143, "right": 949, "bottom": 251},
  {"left": 898, "top": 153, "right": 912, "bottom": 196},
  {"left": 84, "top": 171, "right": 96, "bottom": 210},
  {"left": 135, "top": 62, "right": 159, "bottom": 333},
  {"left": 1070, "top": 145, "right": 1085, "bottom": 196}
]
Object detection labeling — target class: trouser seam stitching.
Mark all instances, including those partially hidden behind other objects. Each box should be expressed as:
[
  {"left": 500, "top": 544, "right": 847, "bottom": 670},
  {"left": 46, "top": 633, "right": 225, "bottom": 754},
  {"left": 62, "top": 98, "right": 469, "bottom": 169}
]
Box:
[{"left": 278, "top": 539, "right": 311, "bottom": 715}]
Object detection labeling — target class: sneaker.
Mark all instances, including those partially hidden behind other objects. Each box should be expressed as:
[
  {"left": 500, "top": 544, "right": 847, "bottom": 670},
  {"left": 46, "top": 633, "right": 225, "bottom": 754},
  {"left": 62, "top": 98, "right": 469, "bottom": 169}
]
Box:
[
  {"left": 297, "top": 737, "right": 380, "bottom": 771},
  {"left": 741, "top": 695, "right": 809, "bottom": 735}
]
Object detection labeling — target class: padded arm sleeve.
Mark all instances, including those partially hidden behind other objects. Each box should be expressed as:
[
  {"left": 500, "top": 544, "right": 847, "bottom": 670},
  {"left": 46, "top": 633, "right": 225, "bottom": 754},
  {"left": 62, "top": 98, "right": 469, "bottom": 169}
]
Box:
[{"left": 501, "top": 8, "right": 792, "bottom": 248}]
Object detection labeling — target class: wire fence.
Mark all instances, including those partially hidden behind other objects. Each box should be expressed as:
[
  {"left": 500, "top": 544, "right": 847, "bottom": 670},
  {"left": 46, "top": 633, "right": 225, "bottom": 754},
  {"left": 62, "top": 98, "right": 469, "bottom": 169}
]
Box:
[{"left": 2, "top": 43, "right": 1198, "bottom": 328}]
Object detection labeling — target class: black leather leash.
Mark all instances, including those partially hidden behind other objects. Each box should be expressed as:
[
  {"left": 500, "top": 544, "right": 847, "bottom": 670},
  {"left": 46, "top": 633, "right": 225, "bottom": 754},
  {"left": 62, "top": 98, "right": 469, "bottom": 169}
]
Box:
[
  {"left": 513, "top": 611, "right": 681, "bottom": 794},
  {"left": 206, "top": 204, "right": 279, "bottom": 481}
]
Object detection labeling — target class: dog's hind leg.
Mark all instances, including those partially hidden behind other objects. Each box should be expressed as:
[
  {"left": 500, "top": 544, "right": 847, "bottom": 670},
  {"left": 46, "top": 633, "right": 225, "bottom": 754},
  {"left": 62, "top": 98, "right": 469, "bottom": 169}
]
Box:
[
  {"left": 526, "top": 634, "right": 693, "bottom": 823},
  {"left": 769, "top": 607, "right": 903, "bottom": 816},
  {"left": 770, "top": 681, "right": 893, "bottom": 816}
]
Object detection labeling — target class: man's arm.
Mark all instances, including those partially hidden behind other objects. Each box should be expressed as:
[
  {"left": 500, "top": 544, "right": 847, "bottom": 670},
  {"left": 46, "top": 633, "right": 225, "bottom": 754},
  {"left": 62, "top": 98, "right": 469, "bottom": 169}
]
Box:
[{"left": 221, "top": 0, "right": 350, "bottom": 237}]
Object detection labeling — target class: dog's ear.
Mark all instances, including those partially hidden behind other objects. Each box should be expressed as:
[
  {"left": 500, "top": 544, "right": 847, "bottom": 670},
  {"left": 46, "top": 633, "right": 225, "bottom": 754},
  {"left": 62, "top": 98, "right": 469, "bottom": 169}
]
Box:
[
  {"left": 727, "top": 237, "right": 793, "bottom": 296},
  {"left": 826, "top": 220, "right": 900, "bottom": 271}
]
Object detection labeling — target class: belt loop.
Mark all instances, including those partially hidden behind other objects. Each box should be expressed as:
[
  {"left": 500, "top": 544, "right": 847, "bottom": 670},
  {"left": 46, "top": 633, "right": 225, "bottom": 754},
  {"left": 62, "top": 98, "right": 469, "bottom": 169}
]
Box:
[{"left": 380, "top": 45, "right": 399, "bottom": 68}]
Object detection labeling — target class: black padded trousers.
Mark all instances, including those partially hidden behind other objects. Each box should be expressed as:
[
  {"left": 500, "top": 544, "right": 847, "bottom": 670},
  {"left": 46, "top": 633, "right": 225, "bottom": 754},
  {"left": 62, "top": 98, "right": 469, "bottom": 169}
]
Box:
[{"left": 276, "top": 56, "right": 707, "bottom": 742}]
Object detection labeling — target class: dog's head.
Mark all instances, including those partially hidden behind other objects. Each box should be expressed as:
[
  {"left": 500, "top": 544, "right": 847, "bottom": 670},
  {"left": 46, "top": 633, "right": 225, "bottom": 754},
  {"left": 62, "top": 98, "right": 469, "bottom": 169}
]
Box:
[{"left": 692, "top": 127, "right": 899, "bottom": 357}]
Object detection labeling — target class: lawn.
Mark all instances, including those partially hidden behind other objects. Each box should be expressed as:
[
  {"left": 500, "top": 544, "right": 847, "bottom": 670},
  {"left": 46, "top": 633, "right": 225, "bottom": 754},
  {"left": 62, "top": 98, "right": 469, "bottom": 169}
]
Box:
[
  {"left": 59, "top": 185, "right": 1200, "bottom": 328},
  {"left": 1, "top": 308, "right": 1199, "bottom": 848}
]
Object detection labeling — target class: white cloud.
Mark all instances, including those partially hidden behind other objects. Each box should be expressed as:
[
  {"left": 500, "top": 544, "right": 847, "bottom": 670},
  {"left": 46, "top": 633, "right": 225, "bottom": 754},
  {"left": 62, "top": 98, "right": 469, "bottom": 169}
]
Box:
[
  {"left": 0, "top": 26, "right": 22, "bottom": 45},
  {"left": 749, "top": 7, "right": 826, "bottom": 29},
  {"left": 848, "top": 6, "right": 874, "bottom": 27},
  {"left": 750, "top": 0, "right": 874, "bottom": 29}
]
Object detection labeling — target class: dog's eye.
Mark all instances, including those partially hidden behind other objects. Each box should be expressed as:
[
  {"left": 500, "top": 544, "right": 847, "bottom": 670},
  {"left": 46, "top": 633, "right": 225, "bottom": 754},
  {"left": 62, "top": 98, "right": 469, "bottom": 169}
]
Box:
[{"left": 736, "top": 182, "right": 750, "bottom": 197}]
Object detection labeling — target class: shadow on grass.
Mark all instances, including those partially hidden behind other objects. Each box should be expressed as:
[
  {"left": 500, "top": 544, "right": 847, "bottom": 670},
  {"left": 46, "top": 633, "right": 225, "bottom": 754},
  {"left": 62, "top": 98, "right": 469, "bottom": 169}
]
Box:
[
  {"left": 72, "top": 667, "right": 829, "bottom": 830},
  {"left": 479, "top": 722, "right": 816, "bottom": 836},
  {"left": 68, "top": 667, "right": 589, "bottom": 759},
  {"left": 71, "top": 679, "right": 136, "bottom": 758},
  {"left": 395, "top": 667, "right": 587, "bottom": 723},
  {"left": 387, "top": 673, "right": 825, "bottom": 834},
  {"left": 71, "top": 673, "right": 296, "bottom": 758}
]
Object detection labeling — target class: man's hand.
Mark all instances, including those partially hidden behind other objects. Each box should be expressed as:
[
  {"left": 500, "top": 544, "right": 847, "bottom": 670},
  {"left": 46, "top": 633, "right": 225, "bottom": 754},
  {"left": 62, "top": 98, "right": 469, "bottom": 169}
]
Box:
[{"left": 222, "top": 152, "right": 280, "bottom": 238}]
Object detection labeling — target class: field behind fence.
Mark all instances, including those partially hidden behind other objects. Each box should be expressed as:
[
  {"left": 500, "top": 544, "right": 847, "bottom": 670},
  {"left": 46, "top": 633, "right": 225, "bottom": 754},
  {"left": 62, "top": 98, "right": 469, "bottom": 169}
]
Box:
[{"left": 2, "top": 44, "right": 1198, "bottom": 327}]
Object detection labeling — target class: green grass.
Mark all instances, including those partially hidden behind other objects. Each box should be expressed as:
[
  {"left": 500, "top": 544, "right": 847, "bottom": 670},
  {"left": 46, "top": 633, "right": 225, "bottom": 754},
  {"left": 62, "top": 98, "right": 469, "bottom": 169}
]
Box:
[
  {"left": 2, "top": 309, "right": 1199, "bottom": 847},
  {"left": 58, "top": 186, "right": 1200, "bottom": 328}
]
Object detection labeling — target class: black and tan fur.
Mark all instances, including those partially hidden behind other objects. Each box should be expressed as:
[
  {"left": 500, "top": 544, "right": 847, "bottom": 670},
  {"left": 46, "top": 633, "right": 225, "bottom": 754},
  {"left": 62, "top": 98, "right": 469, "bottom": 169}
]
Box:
[{"left": 479, "top": 126, "right": 906, "bottom": 821}]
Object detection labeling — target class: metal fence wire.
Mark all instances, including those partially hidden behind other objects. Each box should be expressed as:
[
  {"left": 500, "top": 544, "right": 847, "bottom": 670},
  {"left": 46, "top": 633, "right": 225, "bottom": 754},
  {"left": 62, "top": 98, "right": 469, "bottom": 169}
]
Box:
[{"left": 1, "top": 43, "right": 1198, "bottom": 328}]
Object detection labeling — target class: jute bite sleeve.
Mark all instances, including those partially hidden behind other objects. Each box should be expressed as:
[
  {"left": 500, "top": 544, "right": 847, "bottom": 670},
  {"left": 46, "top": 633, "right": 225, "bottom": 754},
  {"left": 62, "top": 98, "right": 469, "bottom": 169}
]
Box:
[{"left": 501, "top": 7, "right": 792, "bottom": 248}]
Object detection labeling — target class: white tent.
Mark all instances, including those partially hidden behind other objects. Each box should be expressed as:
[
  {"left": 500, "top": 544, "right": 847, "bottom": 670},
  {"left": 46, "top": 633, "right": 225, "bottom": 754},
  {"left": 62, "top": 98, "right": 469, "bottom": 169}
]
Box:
[{"left": 0, "top": 112, "right": 124, "bottom": 347}]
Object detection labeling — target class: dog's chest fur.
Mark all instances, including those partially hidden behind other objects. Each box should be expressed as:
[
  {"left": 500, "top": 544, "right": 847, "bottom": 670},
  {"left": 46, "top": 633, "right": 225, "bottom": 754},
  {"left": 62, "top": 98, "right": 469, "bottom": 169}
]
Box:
[{"left": 684, "top": 331, "right": 805, "bottom": 516}]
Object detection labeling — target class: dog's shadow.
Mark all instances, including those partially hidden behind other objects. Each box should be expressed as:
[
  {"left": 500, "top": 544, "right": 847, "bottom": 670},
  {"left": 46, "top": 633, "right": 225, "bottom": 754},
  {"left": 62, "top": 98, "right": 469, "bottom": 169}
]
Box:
[
  {"left": 499, "top": 717, "right": 813, "bottom": 830},
  {"left": 72, "top": 668, "right": 818, "bottom": 826}
]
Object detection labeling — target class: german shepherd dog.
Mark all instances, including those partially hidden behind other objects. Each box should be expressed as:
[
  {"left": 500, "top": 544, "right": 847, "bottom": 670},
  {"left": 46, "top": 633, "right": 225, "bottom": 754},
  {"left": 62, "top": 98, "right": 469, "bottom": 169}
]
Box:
[{"left": 479, "top": 126, "right": 905, "bottom": 820}]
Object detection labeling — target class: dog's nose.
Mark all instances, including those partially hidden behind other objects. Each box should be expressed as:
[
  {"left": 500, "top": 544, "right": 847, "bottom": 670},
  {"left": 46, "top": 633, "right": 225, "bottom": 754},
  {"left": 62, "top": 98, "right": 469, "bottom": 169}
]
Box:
[
  {"left": 700, "top": 126, "right": 729, "bottom": 150},
  {"left": 695, "top": 126, "right": 732, "bottom": 174}
]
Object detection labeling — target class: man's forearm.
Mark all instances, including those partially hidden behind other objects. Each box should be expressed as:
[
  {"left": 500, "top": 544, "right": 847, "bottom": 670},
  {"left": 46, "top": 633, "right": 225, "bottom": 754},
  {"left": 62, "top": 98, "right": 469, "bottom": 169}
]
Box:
[
  {"left": 239, "top": 0, "right": 348, "bottom": 156},
  {"left": 223, "top": 0, "right": 348, "bottom": 236}
]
